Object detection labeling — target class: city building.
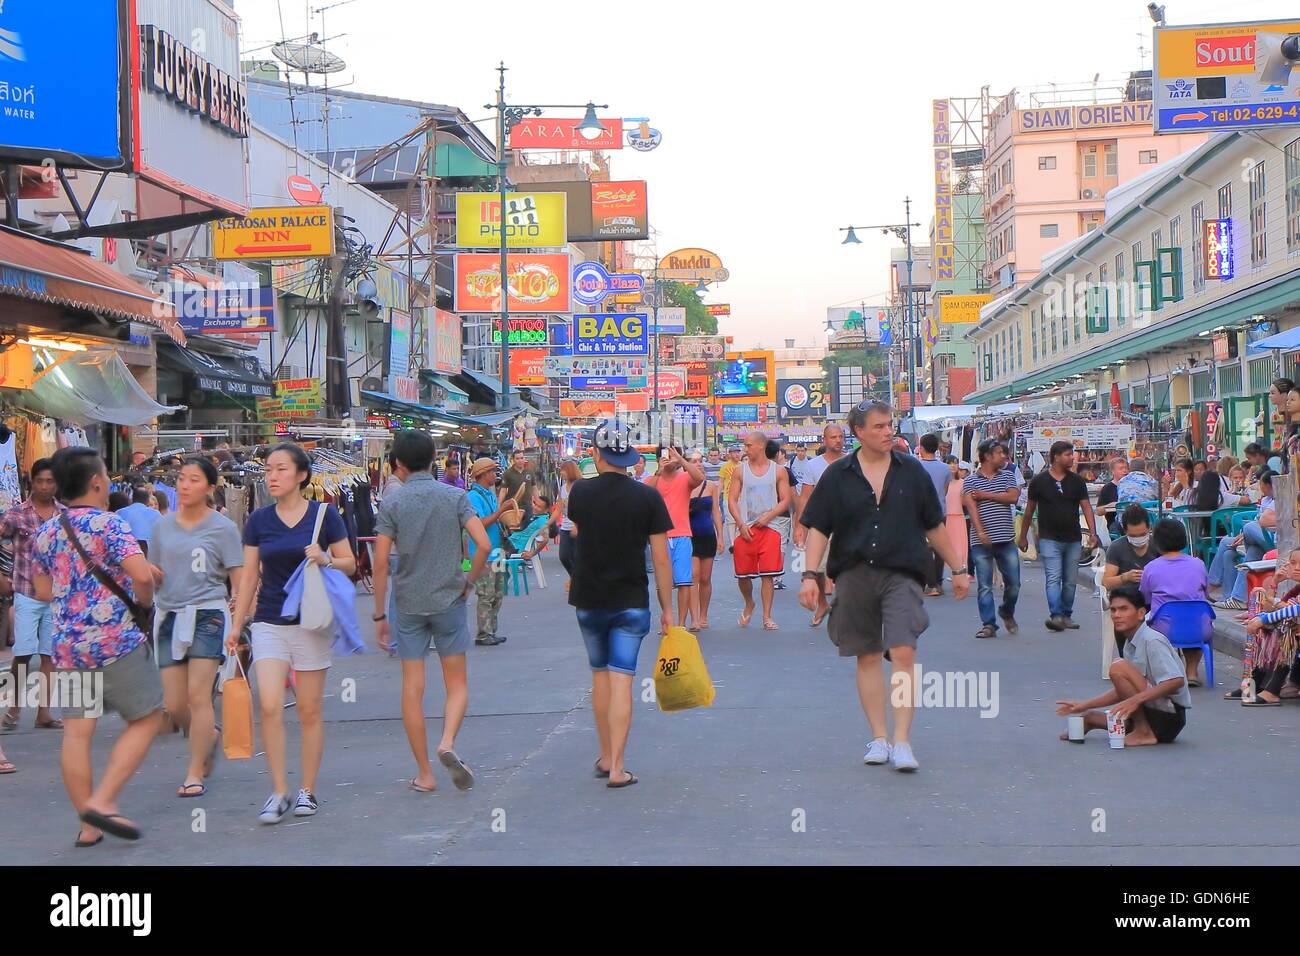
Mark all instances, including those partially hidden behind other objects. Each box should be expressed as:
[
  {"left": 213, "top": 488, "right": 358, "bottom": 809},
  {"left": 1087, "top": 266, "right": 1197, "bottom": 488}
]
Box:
[{"left": 964, "top": 125, "right": 1300, "bottom": 456}]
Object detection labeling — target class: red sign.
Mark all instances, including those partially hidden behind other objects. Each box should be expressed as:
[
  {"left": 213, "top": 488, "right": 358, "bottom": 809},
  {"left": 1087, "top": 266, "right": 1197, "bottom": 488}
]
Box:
[
  {"left": 560, "top": 396, "right": 617, "bottom": 418},
  {"left": 616, "top": 391, "right": 651, "bottom": 412},
  {"left": 509, "top": 349, "right": 548, "bottom": 387},
  {"left": 590, "top": 181, "right": 647, "bottom": 237},
  {"left": 454, "top": 253, "right": 571, "bottom": 313},
  {"left": 656, "top": 367, "right": 688, "bottom": 401},
  {"left": 508, "top": 118, "right": 624, "bottom": 151},
  {"left": 1194, "top": 35, "right": 1254, "bottom": 69},
  {"left": 705, "top": 304, "right": 730, "bottom": 316},
  {"left": 287, "top": 175, "right": 323, "bottom": 205}
]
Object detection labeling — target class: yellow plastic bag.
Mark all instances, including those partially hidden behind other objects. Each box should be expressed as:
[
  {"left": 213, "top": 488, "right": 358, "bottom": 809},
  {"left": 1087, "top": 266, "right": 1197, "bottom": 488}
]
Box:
[
  {"left": 1015, "top": 512, "right": 1037, "bottom": 562},
  {"left": 654, "top": 626, "right": 715, "bottom": 712}
]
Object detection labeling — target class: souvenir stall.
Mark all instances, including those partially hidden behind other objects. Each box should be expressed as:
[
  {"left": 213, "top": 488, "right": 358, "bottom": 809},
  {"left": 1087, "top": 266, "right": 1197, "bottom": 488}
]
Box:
[{"left": 1012, "top": 418, "right": 1135, "bottom": 483}]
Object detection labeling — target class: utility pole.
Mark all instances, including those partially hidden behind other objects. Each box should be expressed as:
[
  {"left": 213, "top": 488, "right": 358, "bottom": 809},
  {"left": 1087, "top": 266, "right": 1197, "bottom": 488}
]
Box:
[
  {"left": 325, "top": 211, "right": 349, "bottom": 419},
  {"left": 495, "top": 63, "right": 514, "bottom": 412}
]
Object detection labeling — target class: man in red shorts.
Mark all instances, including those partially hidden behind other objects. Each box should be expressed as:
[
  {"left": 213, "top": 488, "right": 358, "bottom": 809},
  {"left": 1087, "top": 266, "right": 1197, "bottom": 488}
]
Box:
[{"left": 728, "top": 430, "right": 792, "bottom": 630}]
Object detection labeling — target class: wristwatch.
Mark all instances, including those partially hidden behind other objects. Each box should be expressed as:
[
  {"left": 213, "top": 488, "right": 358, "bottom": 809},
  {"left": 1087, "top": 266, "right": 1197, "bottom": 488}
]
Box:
[
  {"left": 952, "top": 566, "right": 968, "bottom": 576},
  {"left": 372, "top": 613, "right": 387, "bottom": 622},
  {"left": 801, "top": 571, "right": 819, "bottom": 580}
]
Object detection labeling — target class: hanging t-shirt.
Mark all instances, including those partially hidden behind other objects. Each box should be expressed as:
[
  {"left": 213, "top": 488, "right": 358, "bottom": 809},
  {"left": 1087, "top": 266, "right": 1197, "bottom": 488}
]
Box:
[
  {"left": 242, "top": 500, "right": 347, "bottom": 625},
  {"left": 0, "top": 432, "right": 18, "bottom": 512}
]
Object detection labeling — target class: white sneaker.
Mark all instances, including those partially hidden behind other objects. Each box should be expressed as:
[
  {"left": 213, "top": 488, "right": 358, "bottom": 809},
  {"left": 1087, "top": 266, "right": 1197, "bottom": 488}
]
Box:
[
  {"left": 259, "top": 793, "right": 291, "bottom": 824},
  {"left": 863, "top": 738, "right": 891, "bottom": 765},
  {"left": 890, "top": 742, "right": 919, "bottom": 772},
  {"left": 293, "top": 788, "right": 318, "bottom": 817}
]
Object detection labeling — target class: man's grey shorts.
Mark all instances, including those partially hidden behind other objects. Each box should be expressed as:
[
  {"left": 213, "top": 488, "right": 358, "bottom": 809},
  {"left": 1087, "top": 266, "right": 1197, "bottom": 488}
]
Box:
[
  {"left": 59, "top": 641, "right": 164, "bottom": 721},
  {"left": 395, "top": 597, "right": 472, "bottom": 660},
  {"left": 826, "top": 564, "right": 929, "bottom": 657}
]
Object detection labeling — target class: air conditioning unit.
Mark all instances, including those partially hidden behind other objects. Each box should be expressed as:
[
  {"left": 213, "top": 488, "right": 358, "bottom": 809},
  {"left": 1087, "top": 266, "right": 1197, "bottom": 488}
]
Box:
[
  {"left": 361, "top": 376, "right": 383, "bottom": 393},
  {"left": 1081, "top": 188, "right": 1098, "bottom": 200},
  {"left": 275, "top": 365, "right": 303, "bottom": 381}
]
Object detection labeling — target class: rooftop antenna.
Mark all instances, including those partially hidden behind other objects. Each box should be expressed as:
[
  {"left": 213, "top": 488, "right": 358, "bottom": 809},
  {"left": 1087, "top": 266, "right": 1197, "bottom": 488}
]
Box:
[{"left": 272, "top": 32, "right": 347, "bottom": 180}]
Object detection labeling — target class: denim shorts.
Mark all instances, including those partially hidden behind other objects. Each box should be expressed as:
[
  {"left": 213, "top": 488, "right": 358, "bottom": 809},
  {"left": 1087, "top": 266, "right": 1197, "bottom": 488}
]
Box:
[
  {"left": 156, "top": 609, "right": 227, "bottom": 668},
  {"left": 576, "top": 607, "right": 653, "bottom": 676},
  {"left": 395, "top": 597, "right": 472, "bottom": 660},
  {"left": 12, "top": 591, "right": 54, "bottom": 657}
]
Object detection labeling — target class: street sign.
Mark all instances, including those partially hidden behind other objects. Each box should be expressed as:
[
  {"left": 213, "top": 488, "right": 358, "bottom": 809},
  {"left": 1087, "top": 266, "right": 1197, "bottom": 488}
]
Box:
[
  {"left": 543, "top": 354, "right": 650, "bottom": 379},
  {"left": 454, "top": 192, "right": 567, "bottom": 248},
  {"left": 213, "top": 206, "right": 334, "bottom": 260},
  {"left": 454, "top": 253, "right": 571, "bottom": 313},
  {"left": 1153, "top": 19, "right": 1300, "bottom": 133},
  {"left": 572, "top": 312, "right": 648, "bottom": 355},
  {"left": 649, "top": 306, "right": 686, "bottom": 334},
  {"left": 490, "top": 316, "right": 550, "bottom": 345},
  {"left": 939, "top": 294, "right": 992, "bottom": 324},
  {"left": 674, "top": 335, "right": 726, "bottom": 362},
  {"left": 508, "top": 118, "right": 624, "bottom": 151},
  {"left": 656, "top": 248, "right": 729, "bottom": 281},
  {"left": 704, "top": 303, "right": 730, "bottom": 316},
  {"left": 656, "top": 366, "right": 688, "bottom": 401},
  {"left": 1205, "top": 219, "right": 1235, "bottom": 279},
  {"left": 571, "top": 375, "right": 645, "bottom": 389}
]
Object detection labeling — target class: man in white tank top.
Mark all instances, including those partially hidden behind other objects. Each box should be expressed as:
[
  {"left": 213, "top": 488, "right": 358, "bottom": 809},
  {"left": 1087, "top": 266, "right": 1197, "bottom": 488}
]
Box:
[{"left": 727, "top": 430, "right": 792, "bottom": 630}]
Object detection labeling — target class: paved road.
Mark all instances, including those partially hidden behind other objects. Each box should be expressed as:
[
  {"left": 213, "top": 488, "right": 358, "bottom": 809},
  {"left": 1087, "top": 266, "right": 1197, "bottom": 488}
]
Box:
[{"left": 3, "top": 550, "right": 1296, "bottom": 866}]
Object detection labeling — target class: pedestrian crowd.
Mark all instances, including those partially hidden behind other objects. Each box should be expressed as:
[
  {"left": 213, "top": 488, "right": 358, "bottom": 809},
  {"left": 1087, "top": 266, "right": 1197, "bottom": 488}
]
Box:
[{"left": 0, "top": 400, "right": 1286, "bottom": 843}]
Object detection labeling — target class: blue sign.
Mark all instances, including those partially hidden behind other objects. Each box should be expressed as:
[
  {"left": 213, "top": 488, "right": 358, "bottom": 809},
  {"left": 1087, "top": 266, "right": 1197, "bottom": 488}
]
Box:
[
  {"left": 1158, "top": 103, "right": 1300, "bottom": 132},
  {"left": 0, "top": 3, "right": 122, "bottom": 164},
  {"left": 672, "top": 403, "right": 703, "bottom": 424},
  {"left": 1205, "top": 219, "right": 1234, "bottom": 280},
  {"left": 173, "top": 286, "right": 276, "bottom": 333},
  {"left": 572, "top": 261, "right": 645, "bottom": 307},
  {"left": 721, "top": 404, "right": 759, "bottom": 423},
  {"left": 571, "top": 376, "right": 628, "bottom": 389},
  {"left": 572, "top": 312, "right": 649, "bottom": 356}
]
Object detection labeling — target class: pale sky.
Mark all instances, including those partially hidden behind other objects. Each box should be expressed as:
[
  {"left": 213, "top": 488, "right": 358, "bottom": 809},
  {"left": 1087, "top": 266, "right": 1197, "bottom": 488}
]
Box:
[{"left": 235, "top": 0, "right": 1296, "bottom": 350}]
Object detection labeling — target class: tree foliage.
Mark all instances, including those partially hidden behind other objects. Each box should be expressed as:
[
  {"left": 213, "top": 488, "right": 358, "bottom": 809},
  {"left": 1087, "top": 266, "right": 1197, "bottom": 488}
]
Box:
[{"left": 662, "top": 281, "right": 717, "bottom": 335}]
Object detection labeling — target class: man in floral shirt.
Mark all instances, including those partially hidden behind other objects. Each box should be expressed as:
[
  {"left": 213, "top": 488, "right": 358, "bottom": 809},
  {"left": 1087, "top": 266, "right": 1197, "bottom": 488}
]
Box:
[{"left": 32, "top": 447, "right": 161, "bottom": 845}]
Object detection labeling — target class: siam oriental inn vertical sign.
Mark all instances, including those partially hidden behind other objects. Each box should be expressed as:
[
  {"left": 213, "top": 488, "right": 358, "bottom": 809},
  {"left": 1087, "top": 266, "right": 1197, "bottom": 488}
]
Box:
[{"left": 932, "top": 99, "right": 954, "bottom": 282}]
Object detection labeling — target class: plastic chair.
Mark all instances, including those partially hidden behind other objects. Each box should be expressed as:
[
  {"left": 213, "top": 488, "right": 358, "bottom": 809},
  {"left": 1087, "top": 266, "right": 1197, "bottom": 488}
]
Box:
[
  {"left": 1229, "top": 510, "right": 1260, "bottom": 537},
  {"left": 1148, "top": 600, "right": 1216, "bottom": 688}
]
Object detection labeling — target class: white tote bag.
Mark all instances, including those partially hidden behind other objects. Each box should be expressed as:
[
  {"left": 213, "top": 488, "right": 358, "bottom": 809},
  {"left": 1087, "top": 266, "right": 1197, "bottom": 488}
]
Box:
[{"left": 299, "top": 502, "right": 335, "bottom": 632}]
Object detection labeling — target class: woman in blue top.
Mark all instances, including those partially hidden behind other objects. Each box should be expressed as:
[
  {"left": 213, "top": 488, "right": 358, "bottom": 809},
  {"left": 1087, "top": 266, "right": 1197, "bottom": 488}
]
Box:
[
  {"left": 226, "top": 443, "right": 355, "bottom": 825},
  {"left": 686, "top": 451, "right": 723, "bottom": 630}
]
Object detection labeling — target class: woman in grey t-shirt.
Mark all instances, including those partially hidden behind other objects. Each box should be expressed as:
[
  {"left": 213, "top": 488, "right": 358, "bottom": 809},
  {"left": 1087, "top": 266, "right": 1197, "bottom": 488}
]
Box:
[{"left": 148, "top": 457, "right": 243, "bottom": 798}]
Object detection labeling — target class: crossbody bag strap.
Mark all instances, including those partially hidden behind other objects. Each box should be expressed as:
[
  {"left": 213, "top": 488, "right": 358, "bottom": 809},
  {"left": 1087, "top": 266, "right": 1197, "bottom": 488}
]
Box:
[{"left": 57, "top": 511, "right": 141, "bottom": 614}]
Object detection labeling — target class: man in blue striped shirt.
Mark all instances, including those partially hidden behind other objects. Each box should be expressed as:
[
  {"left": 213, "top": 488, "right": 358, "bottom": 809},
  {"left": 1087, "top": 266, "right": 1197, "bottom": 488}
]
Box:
[{"left": 963, "top": 439, "right": 1022, "bottom": 639}]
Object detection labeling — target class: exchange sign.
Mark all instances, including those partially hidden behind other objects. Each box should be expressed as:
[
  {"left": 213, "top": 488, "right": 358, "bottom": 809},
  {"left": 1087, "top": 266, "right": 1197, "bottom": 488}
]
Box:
[{"left": 454, "top": 192, "right": 567, "bottom": 248}]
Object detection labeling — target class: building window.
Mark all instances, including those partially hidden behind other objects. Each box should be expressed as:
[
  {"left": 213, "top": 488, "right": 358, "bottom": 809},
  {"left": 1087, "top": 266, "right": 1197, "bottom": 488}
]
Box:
[
  {"left": 1040, "top": 310, "right": 1047, "bottom": 355},
  {"left": 1191, "top": 201, "right": 1205, "bottom": 288},
  {"left": 1219, "top": 183, "right": 1232, "bottom": 220},
  {"left": 1103, "top": 143, "right": 1118, "bottom": 177},
  {"left": 1191, "top": 370, "right": 1211, "bottom": 401},
  {"left": 1016, "top": 322, "right": 1023, "bottom": 367},
  {"left": 1051, "top": 317, "right": 1058, "bottom": 352},
  {"left": 1139, "top": 149, "right": 1159, "bottom": 164},
  {"left": 1219, "top": 362, "right": 1243, "bottom": 396},
  {"left": 1031, "top": 308, "right": 1038, "bottom": 361},
  {"left": 1287, "top": 138, "right": 1300, "bottom": 252},
  {"left": 1040, "top": 223, "right": 1059, "bottom": 238},
  {"left": 1249, "top": 357, "right": 1273, "bottom": 392},
  {"left": 1111, "top": 252, "right": 1125, "bottom": 331},
  {"left": 1169, "top": 215, "right": 1180, "bottom": 251},
  {"left": 1082, "top": 150, "right": 1097, "bottom": 179},
  {"left": 1249, "top": 160, "right": 1267, "bottom": 265},
  {"left": 1008, "top": 223, "right": 1015, "bottom": 251},
  {"left": 1039, "top": 156, "right": 1057, "bottom": 170},
  {"left": 1151, "top": 229, "right": 1162, "bottom": 256}
]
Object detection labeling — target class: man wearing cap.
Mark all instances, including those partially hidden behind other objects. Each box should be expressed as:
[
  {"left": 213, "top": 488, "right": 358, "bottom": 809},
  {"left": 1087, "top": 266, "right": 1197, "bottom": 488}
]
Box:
[
  {"left": 467, "top": 458, "right": 522, "bottom": 646},
  {"left": 567, "top": 419, "right": 675, "bottom": 789}
]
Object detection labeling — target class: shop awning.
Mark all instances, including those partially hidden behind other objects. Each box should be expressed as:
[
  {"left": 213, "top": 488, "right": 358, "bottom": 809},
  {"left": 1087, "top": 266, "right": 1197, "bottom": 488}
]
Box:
[
  {"left": 421, "top": 372, "right": 470, "bottom": 403},
  {"left": 1246, "top": 325, "right": 1300, "bottom": 352},
  {"left": 157, "top": 342, "right": 275, "bottom": 398},
  {"left": 360, "top": 390, "right": 503, "bottom": 431},
  {"left": 29, "top": 348, "right": 185, "bottom": 426},
  {"left": 0, "top": 226, "right": 185, "bottom": 344}
]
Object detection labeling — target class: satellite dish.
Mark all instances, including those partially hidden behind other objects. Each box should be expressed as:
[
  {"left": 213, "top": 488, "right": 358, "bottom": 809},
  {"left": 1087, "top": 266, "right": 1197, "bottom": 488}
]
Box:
[
  {"left": 361, "top": 376, "right": 382, "bottom": 392},
  {"left": 271, "top": 41, "right": 347, "bottom": 74}
]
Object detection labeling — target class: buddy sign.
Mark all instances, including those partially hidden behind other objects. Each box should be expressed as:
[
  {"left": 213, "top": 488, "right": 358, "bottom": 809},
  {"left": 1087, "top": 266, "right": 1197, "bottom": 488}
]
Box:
[
  {"left": 572, "top": 313, "right": 648, "bottom": 356},
  {"left": 454, "top": 192, "right": 567, "bottom": 248}
]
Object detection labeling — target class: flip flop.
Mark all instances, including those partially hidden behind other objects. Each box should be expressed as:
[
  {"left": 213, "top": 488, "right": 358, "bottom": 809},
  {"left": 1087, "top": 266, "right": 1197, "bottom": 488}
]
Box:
[
  {"left": 763, "top": 619, "right": 779, "bottom": 630},
  {"left": 0, "top": 760, "right": 16, "bottom": 774},
  {"left": 409, "top": 779, "right": 436, "bottom": 793},
  {"left": 35, "top": 718, "right": 64, "bottom": 730},
  {"left": 75, "top": 833, "right": 103, "bottom": 848},
  {"left": 1242, "top": 697, "right": 1282, "bottom": 707},
  {"left": 738, "top": 609, "right": 753, "bottom": 628},
  {"left": 438, "top": 750, "right": 474, "bottom": 791},
  {"left": 810, "top": 609, "right": 828, "bottom": 628},
  {"left": 79, "top": 810, "right": 141, "bottom": 841},
  {"left": 176, "top": 783, "right": 206, "bottom": 798},
  {"left": 0, "top": 712, "right": 17, "bottom": 733},
  {"left": 1187, "top": 677, "right": 1203, "bottom": 688},
  {"left": 1224, "top": 688, "right": 1243, "bottom": 700},
  {"left": 606, "top": 771, "right": 638, "bottom": 789},
  {"left": 593, "top": 759, "right": 610, "bottom": 779}
]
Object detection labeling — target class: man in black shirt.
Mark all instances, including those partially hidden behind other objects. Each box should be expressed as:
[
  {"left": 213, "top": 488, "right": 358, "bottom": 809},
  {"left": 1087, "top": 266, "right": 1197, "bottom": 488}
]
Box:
[
  {"left": 1018, "top": 440, "right": 1100, "bottom": 632},
  {"left": 1095, "top": 457, "right": 1126, "bottom": 536},
  {"left": 799, "top": 401, "right": 968, "bottom": 773},
  {"left": 567, "top": 418, "right": 674, "bottom": 789}
]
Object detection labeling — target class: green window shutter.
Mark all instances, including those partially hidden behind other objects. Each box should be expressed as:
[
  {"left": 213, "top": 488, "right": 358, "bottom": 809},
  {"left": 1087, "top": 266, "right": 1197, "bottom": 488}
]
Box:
[
  {"left": 1135, "top": 260, "right": 1159, "bottom": 311},
  {"left": 1085, "top": 285, "right": 1109, "bottom": 333},
  {"left": 1157, "top": 247, "right": 1183, "bottom": 304}
]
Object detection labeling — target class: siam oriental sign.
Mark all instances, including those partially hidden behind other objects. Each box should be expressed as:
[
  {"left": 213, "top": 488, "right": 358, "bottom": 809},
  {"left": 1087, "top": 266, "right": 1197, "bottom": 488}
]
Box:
[
  {"left": 141, "top": 25, "right": 250, "bottom": 138},
  {"left": 932, "top": 99, "right": 954, "bottom": 282},
  {"left": 1016, "top": 102, "right": 1152, "bottom": 132},
  {"left": 1204, "top": 219, "right": 1235, "bottom": 280}
]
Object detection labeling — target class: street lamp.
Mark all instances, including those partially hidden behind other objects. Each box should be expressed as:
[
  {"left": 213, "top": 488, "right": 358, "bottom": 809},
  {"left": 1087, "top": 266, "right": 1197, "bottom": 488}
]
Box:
[
  {"left": 486, "top": 62, "right": 609, "bottom": 411},
  {"left": 838, "top": 199, "right": 922, "bottom": 429}
]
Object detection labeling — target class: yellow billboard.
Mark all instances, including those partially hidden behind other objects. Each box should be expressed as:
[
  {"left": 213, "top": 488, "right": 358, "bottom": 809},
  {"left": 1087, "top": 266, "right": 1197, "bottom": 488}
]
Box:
[
  {"left": 213, "top": 206, "right": 334, "bottom": 260},
  {"left": 939, "top": 294, "right": 992, "bottom": 324},
  {"left": 1156, "top": 20, "right": 1300, "bottom": 77},
  {"left": 454, "top": 192, "right": 567, "bottom": 248}
]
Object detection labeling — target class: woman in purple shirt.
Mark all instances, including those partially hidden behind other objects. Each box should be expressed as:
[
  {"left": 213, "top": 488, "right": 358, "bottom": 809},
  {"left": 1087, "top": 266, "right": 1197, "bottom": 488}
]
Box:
[{"left": 1140, "top": 518, "right": 1209, "bottom": 686}]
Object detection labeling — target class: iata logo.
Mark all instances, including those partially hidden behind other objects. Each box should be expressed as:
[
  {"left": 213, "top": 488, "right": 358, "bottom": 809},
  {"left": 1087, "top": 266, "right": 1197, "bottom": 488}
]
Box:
[{"left": 1195, "top": 35, "right": 1254, "bottom": 68}]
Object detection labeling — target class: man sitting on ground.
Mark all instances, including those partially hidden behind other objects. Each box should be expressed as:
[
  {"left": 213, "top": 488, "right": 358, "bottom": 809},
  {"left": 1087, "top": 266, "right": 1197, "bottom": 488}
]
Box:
[{"left": 1054, "top": 585, "right": 1190, "bottom": 746}]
